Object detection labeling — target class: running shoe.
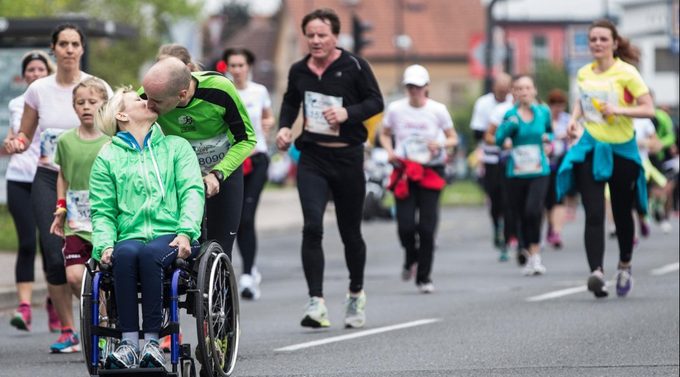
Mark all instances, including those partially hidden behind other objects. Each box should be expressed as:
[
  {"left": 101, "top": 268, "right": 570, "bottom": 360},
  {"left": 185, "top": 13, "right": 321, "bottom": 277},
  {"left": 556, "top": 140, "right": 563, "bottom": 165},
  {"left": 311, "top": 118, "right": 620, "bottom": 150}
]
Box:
[
  {"left": 46, "top": 296, "right": 61, "bottom": 333},
  {"left": 418, "top": 282, "right": 435, "bottom": 294},
  {"left": 516, "top": 248, "right": 528, "bottom": 266},
  {"left": 498, "top": 249, "right": 510, "bottom": 262},
  {"left": 508, "top": 236, "right": 519, "bottom": 249},
  {"left": 300, "top": 297, "right": 330, "bottom": 328},
  {"left": 608, "top": 224, "right": 617, "bottom": 238},
  {"left": 160, "top": 333, "right": 182, "bottom": 352},
  {"left": 239, "top": 270, "right": 261, "bottom": 300},
  {"left": 587, "top": 270, "right": 609, "bottom": 298},
  {"left": 522, "top": 255, "right": 546, "bottom": 276},
  {"left": 140, "top": 339, "right": 166, "bottom": 368},
  {"left": 639, "top": 216, "right": 650, "bottom": 238},
  {"left": 105, "top": 339, "right": 140, "bottom": 369},
  {"left": 547, "top": 231, "right": 563, "bottom": 249},
  {"left": 10, "top": 303, "right": 31, "bottom": 331},
  {"left": 615, "top": 266, "right": 634, "bottom": 297},
  {"left": 401, "top": 263, "right": 417, "bottom": 281},
  {"left": 660, "top": 220, "right": 672, "bottom": 234},
  {"left": 50, "top": 328, "right": 81, "bottom": 353},
  {"left": 344, "top": 291, "right": 367, "bottom": 329}
]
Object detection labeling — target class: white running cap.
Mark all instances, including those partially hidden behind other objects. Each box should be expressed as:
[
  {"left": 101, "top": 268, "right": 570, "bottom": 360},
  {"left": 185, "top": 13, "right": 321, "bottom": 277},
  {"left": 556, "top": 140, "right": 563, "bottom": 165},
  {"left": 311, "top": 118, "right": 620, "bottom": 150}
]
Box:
[{"left": 403, "top": 64, "right": 430, "bottom": 86}]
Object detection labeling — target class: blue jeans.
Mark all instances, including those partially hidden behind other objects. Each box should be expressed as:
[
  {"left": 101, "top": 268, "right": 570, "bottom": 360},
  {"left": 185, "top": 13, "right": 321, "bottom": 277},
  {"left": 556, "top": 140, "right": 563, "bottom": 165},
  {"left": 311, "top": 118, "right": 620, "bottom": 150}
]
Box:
[{"left": 112, "top": 234, "right": 199, "bottom": 333}]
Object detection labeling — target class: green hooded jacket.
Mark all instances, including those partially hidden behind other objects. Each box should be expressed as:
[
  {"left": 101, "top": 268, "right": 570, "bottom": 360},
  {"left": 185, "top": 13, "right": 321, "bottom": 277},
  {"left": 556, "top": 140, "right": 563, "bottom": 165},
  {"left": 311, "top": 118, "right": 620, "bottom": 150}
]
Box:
[{"left": 89, "top": 124, "right": 205, "bottom": 261}]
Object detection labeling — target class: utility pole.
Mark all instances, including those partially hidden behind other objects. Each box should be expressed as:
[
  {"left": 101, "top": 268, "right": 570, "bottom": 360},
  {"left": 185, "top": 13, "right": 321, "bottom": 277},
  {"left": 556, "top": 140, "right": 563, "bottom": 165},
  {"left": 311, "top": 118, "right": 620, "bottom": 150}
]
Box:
[{"left": 484, "top": 0, "right": 499, "bottom": 94}]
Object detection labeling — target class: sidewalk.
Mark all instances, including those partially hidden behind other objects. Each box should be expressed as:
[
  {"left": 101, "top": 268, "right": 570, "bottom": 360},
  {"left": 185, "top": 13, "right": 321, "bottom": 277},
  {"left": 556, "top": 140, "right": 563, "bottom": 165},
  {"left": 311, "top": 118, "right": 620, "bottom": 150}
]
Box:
[{"left": 0, "top": 186, "right": 336, "bottom": 310}]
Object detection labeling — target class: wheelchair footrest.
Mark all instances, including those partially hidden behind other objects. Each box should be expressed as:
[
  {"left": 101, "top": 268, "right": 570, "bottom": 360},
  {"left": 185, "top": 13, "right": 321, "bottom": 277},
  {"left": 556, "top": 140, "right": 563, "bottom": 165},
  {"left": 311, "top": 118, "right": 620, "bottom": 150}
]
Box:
[{"left": 97, "top": 367, "right": 178, "bottom": 376}]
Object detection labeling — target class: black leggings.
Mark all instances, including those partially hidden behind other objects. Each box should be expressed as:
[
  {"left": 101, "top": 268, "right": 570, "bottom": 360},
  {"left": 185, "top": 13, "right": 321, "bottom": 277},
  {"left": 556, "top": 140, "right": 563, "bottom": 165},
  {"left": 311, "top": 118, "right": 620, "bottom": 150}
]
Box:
[
  {"left": 206, "top": 165, "right": 244, "bottom": 260},
  {"left": 31, "top": 168, "right": 67, "bottom": 285},
  {"left": 484, "top": 162, "right": 518, "bottom": 243},
  {"left": 574, "top": 152, "right": 639, "bottom": 272},
  {"left": 506, "top": 176, "right": 549, "bottom": 245},
  {"left": 396, "top": 177, "right": 442, "bottom": 285},
  {"left": 236, "top": 153, "right": 269, "bottom": 275},
  {"left": 297, "top": 144, "right": 366, "bottom": 298},
  {"left": 8, "top": 180, "right": 45, "bottom": 283}
]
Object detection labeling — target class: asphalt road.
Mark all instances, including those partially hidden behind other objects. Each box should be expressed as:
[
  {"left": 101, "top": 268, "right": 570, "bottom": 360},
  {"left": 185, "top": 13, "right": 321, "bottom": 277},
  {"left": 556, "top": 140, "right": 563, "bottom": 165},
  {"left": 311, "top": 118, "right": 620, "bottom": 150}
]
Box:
[{"left": 1, "top": 207, "right": 678, "bottom": 377}]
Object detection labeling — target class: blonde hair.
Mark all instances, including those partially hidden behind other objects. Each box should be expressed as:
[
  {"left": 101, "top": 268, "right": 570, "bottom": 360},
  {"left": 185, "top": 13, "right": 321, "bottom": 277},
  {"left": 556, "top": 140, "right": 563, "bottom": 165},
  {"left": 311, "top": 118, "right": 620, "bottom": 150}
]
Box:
[
  {"left": 72, "top": 77, "right": 109, "bottom": 103},
  {"left": 157, "top": 43, "right": 202, "bottom": 72},
  {"left": 95, "top": 86, "right": 133, "bottom": 137},
  {"left": 21, "top": 50, "right": 56, "bottom": 76}
]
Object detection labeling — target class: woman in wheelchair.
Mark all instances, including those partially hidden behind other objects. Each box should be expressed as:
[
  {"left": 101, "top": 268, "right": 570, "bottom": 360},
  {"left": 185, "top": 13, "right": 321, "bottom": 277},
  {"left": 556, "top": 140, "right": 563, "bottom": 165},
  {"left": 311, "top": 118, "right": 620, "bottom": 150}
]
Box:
[{"left": 89, "top": 87, "right": 204, "bottom": 369}]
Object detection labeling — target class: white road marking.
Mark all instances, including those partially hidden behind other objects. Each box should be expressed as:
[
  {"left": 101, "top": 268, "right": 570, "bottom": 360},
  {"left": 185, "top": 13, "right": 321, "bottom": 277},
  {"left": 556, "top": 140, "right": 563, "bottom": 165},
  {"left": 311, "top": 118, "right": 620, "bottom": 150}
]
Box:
[
  {"left": 526, "top": 280, "right": 614, "bottom": 302},
  {"left": 274, "top": 318, "right": 442, "bottom": 352},
  {"left": 527, "top": 261, "right": 680, "bottom": 301},
  {"left": 651, "top": 262, "right": 680, "bottom": 276}
]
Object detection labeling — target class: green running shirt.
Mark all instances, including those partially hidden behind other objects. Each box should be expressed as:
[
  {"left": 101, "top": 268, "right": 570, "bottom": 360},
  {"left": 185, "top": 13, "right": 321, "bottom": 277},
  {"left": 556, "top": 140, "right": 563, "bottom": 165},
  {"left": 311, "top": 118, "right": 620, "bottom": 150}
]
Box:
[{"left": 140, "top": 72, "right": 256, "bottom": 178}]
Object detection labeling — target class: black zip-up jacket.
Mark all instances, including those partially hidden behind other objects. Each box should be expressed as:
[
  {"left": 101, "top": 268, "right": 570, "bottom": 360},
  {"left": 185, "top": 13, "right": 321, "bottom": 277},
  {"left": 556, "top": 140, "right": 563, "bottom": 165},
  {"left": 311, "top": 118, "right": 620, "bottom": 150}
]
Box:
[{"left": 279, "top": 48, "right": 384, "bottom": 146}]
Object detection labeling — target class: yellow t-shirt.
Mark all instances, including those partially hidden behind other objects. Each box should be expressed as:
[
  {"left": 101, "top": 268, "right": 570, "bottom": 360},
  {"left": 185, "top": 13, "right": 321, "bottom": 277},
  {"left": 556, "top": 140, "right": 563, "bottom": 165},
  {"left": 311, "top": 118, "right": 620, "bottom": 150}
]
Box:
[{"left": 577, "top": 58, "right": 649, "bottom": 143}]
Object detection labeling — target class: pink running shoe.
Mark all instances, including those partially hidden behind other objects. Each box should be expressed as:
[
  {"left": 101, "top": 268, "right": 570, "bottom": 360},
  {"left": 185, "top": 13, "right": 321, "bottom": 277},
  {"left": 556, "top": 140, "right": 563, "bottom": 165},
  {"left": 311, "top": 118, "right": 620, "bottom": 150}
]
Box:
[
  {"left": 10, "top": 303, "right": 32, "bottom": 331},
  {"left": 46, "top": 297, "right": 61, "bottom": 333},
  {"left": 547, "top": 232, "right": 563, "bottom": 249}
]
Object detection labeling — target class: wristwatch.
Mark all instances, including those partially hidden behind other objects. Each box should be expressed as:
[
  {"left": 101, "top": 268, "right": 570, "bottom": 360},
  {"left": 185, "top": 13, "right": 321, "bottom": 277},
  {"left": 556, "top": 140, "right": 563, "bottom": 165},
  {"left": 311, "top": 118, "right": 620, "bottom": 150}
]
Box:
[{"left": 210, "top": 170, "right": 224, "bottom": 182}]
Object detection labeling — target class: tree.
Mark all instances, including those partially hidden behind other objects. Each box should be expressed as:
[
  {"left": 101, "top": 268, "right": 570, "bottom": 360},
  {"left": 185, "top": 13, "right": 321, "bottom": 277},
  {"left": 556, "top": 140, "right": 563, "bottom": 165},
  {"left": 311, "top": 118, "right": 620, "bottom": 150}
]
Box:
[
  {"left": 0, "top": 0, "right": 202, "bottom": 87},
  {"left": 533, "top": 60, "right": 569, "bottom": 104}
]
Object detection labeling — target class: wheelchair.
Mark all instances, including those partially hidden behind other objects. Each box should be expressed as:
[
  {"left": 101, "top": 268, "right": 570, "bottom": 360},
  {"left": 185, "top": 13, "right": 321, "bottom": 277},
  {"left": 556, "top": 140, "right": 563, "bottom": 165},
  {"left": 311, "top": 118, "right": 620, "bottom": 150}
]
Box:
[{"left": 80, "top": 240, "right": 240, "bottom": 377}]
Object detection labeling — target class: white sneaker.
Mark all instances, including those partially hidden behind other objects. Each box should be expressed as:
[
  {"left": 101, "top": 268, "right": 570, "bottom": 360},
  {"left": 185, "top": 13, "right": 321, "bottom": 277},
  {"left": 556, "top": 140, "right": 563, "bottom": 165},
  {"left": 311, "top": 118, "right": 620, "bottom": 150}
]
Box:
[
  {"left": 523, "top": 254, "right": 546, "bottom": 276},
  {"left": 660, "top": 220, "right": 672, "bottom": 234},
  {"left": 239, "top": 273, "right": 260, "bottom": 300},
  {"left": 418, "top": 282, "right": 435, "bottom": 294},
  {"left": 301, "top": 297, "right": 330, "bottom": 328},
  {"left": 343, "top": 291, "right": 367, "bottom": 329}
]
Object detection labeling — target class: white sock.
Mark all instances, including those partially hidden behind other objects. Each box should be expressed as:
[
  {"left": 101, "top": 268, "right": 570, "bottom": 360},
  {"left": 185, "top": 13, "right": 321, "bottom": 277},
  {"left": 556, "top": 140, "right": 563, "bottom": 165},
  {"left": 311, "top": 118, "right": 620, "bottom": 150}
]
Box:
[
  {"left": 122, "top": 331, "right": 139, "bottom": 348},
  {"left": 144, "top": 332, "right": 160, "bottom": 344}
]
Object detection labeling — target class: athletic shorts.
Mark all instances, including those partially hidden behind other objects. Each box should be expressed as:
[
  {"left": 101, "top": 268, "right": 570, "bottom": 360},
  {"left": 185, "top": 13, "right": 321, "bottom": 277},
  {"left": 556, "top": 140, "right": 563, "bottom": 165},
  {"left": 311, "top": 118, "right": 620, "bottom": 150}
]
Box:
[{"left": 62, "top": 235, "right": 92, "bottom": 267}]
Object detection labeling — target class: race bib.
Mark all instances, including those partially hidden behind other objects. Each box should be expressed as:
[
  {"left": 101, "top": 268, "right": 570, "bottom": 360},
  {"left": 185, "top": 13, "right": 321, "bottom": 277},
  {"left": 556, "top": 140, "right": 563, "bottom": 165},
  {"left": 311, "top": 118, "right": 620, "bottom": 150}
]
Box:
[
  {"left": 403, "top": 137, "right": 433, "bottom": 165},
  {"left": 304, "top": 91, "right": 343, "bottom": 136},
  {"left": 188, "top": 134, "right": 231, "bottom": 175},
  {"left": 40, "top": 128, "right": 66, "bottom": 169},
  {"left": 66, "top": 189, "right": 92, "bottom": 233},
  {"left": 511, "top": 145, "right": 543, "bottom": 175},
  {"left": 581, "top": 89, "right": 619, "bottom": 125}
]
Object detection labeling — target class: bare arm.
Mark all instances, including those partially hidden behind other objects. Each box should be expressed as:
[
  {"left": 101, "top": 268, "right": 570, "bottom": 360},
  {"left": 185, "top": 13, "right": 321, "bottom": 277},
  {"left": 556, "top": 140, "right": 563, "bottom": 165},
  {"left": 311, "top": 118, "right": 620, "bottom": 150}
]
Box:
[
  {"left": 50, "top": 170, "right": 69, "bottom": 237},
  {"left": 379, "top": 126, "right": 397, "bottom": 162},
  {"left": 261, "top": 108, "right": 275, "bottom": 134},
  {"left": 484, "top": 123, "right": 498, "bottom": 146},
  {"left": 7, "top": 104, "right": 39, "bottom": 153}
]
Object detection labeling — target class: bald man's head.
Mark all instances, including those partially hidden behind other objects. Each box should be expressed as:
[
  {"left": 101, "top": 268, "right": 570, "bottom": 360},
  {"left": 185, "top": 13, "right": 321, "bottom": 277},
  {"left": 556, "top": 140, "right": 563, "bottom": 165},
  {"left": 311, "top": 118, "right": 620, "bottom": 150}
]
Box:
[
  {"left": 492, "top": 73, "right": 512, "bottom": 101},
  {"left": 142, "top": 57, "right": 192, "bottom": 115}
]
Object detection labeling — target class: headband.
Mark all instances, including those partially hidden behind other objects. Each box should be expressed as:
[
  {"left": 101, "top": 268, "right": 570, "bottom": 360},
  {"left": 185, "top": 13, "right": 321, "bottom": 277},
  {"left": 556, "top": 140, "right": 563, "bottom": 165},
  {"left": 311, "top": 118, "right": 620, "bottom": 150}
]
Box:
[{"left": 22, "top": 53, "right": 49, "bottom": 77}]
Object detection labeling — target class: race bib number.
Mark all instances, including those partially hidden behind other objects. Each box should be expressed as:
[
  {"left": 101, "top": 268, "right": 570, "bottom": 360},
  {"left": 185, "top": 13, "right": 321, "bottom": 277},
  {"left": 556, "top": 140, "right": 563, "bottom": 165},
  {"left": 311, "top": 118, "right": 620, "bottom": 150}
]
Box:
[
  {"left": 66, "top": 189, "right": 92, "bottom": 233},
  {"left": 511, "top": 145, "right": 543, "bottom": 175},
  {"left": 304, "top": 91, "right": 343, "bottom": 136},
  {"left": 403, "top": 137, "right": 432, "bottom": 165},
  {"left": 581, "top": 89, "right": 619, "bottom": 125},
  {"left": 39, "top": 128, "right": 66, "bottom": 169},
  {"left": 189, "top": 134, "right": 231, "bottom": 175}
]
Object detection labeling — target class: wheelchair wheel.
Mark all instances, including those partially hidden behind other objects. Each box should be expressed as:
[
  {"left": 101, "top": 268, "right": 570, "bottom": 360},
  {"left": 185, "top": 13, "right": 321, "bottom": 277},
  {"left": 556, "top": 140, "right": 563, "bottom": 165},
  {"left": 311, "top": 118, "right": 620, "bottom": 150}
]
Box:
[
  {"left": 195, "top": 241, "right": 240, "bottom": 376},
  {"left": 80, "top": 268, "right": 118, "bottom": 375}
]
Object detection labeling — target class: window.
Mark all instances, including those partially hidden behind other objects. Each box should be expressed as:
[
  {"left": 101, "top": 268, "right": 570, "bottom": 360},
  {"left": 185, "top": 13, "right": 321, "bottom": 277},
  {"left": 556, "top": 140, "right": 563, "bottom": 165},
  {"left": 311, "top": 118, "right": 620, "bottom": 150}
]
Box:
[
  {"left": 533, "top": 35, "right": 549, "bottom": 62},
  {"left": 655, "top": 48, "right": 679, "bottom": 72}
]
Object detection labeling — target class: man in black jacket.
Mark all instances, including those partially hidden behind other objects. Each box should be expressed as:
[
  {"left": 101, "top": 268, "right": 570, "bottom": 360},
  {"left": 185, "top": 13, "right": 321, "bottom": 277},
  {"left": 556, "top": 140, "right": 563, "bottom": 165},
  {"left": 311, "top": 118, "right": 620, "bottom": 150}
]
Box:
[{"left": 276, "top": 7, "right": 383, "bottom": 330}]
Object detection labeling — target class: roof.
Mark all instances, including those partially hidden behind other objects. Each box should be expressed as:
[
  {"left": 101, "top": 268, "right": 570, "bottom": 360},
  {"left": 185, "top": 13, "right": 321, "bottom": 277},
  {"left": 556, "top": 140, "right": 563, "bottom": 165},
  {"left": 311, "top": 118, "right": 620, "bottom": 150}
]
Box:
[{"left": 284, "top": 0, "right": 486, "bottom": 62}]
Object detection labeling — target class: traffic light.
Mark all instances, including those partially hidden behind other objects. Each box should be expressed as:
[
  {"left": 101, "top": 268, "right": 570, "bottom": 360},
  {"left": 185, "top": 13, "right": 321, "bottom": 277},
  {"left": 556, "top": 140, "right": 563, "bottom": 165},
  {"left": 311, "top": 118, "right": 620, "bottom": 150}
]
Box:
[{"left": 352, "top": 14, "right": 373, "bottom": 55}]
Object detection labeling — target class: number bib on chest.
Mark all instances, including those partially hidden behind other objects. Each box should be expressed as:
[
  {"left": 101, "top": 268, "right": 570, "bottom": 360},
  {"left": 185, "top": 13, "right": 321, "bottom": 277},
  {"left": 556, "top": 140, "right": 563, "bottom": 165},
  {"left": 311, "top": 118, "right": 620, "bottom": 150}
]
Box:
[
  {"left": 304, "top": 91, "right": 343, "bottom": 136},
  {"left": 580, "top": 89, "right": 619, "bottom": 125},
  {"left": 40, "top": 128, "right": 66, "bottom": 169},
  {"left": 67, "top": 189, "right": 92, "bottom": 233},
  {"left": 403, "top": 137, "right": 432, "bottom": 164},
  {"left": 188, "top": 134, "right": 231, "bottom": 175},
  {"left": 511, "top": 145, "right": 543, "bottom": 175}
]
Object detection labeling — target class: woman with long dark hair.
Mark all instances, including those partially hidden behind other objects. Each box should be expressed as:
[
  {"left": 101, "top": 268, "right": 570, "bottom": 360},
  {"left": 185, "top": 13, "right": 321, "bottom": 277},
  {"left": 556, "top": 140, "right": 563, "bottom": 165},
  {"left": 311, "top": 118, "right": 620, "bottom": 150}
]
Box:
[{"left": 557, "top": 19, "right": 654, "bottom": 299}]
